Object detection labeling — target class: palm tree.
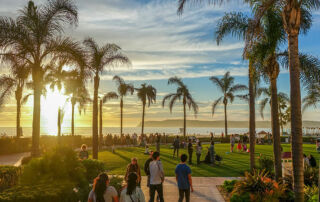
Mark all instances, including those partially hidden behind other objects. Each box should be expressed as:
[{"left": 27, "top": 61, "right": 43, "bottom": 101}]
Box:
[
  {"left": 247, "top": 1, "right": 320, "bottom": 199},
  {"left": 84, "top": 38, "right": 129, "bottom": 159},
  {"left": 0, "top": 56, "right": 30, "bottom": 138},
  {"left": 162, "top": 77, "right": 198, "bottom": 138},
  {"left": 100, "top": 92, "right": 118, "bottom": 149},
  {"left": 64, "top": 72, "right": 90, "bottom": 137},
  {"left": 210, "top": 72, "right": 247, "bottom": 137},
  {"left": 215, "top": 12, "right": 258, "bottom": 171},
  {"left": 112, "top": 76, "right": 134, "bottom": 136},
  {"left": 302, "top": 84, "right": 320, "bottom": 111},
  {"left": 0, "top": 0, "right": 86, "bottom": 157},
  {"left": 136, "top": 83, "right": 157, "bottom": 135}
]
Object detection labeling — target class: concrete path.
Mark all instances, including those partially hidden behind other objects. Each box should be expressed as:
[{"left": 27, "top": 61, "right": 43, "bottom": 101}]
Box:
[
  {"left": 0, "top": 152, "right": 30, "bottom": 166},
  {"left": 140, "top": 176, "right": 237, "bottom": 202}
]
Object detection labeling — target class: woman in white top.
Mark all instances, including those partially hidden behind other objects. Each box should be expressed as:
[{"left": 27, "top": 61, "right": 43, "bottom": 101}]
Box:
[
  {"left": 120, "top": 172, "right": 145, "bottom": 202},
  {"left": 88, "top": 172, "right": 119, "bottom": 202}
]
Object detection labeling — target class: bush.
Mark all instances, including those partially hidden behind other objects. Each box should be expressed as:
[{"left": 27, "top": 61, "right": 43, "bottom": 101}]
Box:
[
  {"left": 0, "top": 166, "right": 21, "bottom": 191},
  {"left": 222, "top": 180, "right": 237, "bottom": 193},
  {"left": 232, "top": 170, "right": 286, "bottom": 202},
  {"left": 258, "top": 155, "right": 274, "bottom": 174},
  {"left": 230, "top": 193, "right": 250, "bottom": 202},
  {"left": 81, "top": 159, "right": 106, "bottom": 182},
  {"left": 20, "top": 146, "right": 86, "bottom": 186},
  {"left": 0, "top": 181, "right": 78, "bottom": 202},
  {"left": 305, "top": 185, "right": 318, "bottom": 202},
  {"left": 304, "top": 166, "right": 318, "bottom": 187}
]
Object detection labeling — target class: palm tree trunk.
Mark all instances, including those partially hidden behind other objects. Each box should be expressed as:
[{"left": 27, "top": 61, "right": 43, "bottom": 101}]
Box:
[
  {"left": 183, "top": 99, "right": 186, "bottom": 138},
  {"left": 248, "top": 64, "right": 256, "bottom": 171},
  {"left": 224, "top": 103, "right": 228, "bottom": 137},
  {"left": 141, "top": 103, "right": 145, "bottom": 135},
  {"left": 71, "top": 102, "right": 75, "bottom": 136},
  {"left": 99, "top": 99, "right": 103, "bottom": 150},
  {"left": 288, "top": 33, "right": 304, "bottom": 201},
  {"left": 15, "top": 90, "right": 22, "bottom": 138},
  {"left": 120, "top": 98, "right": 123, "bottom": 135},
  {"left": 270, "top": 77, "right": 282, "bottom": 181},
  {"left": 92, "top": 74, "right": 99, "bottom": 159},
  {"left": 282, "top": 4, "right": 304, "bottom": 200},
  {"left": 31, "top": 71, "right": 41, "bottom": 157},
  {"left": 57, "top": 108, "right": 61, "bottom": 138}
]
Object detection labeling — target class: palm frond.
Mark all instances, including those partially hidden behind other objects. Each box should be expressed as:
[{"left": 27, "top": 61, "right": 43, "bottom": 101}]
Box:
[
  {"left": 162, "top": 93, "right": 176, "bottom": 107},
  {"left": 259, "top": 97, "right": 269, "bottom": 119},
  {"left": 102, "top": 92, "right": 118, "bottom": 103},
  {"left": 21, "top": 93, "right": 32, "bottom": 105},
  {"left": 212, "top": 96, "right": 223, "bottom": 116}
]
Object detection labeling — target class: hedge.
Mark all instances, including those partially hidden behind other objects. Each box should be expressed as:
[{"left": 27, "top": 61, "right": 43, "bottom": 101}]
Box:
[{"left": 0, "top": 166, "right": 21, "bottom": 191}]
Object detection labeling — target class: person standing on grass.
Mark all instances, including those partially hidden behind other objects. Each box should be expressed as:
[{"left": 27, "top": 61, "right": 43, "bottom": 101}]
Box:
[
  {"left": 230, "top": 135, "right": 235, "bottom": 153},
  {"left": 120, "top": 172, "right": 145, "bottom": 202},
  {"left": 88, "top": 173, "right": 119, "bottom": 202},
  {"left": 175, "top": 154, "right": 193, "bottom": 202},
  {"left": 173, "top": 136, "right": 180, "bottom": 158},
  {"left": 187, "top": 139, "right": 193, "bottom": 165},
  {"left": 149, "top": 151, "right": 164, "bottom": 202},
  {"left": 209, "top": 141, "right": 215, "bottom": 165},
  {"left": 196, "top": 141, "right": 202, "bottom": 165},
  {"left": 144, "top": 151, "right": 154, "bottom": 187},
  {"left": 125, "top": 157, "right": 141, "bottom": 187}
]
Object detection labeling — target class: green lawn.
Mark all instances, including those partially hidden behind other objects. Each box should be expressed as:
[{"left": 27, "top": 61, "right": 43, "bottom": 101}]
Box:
[{"left": 96, "top": 143, "right": 319, "bottom": 177}]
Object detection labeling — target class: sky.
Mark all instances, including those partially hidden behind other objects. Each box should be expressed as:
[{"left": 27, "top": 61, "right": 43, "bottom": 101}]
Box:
[{"left": 0, "top": 0, "right": 320, "bottom": 129}]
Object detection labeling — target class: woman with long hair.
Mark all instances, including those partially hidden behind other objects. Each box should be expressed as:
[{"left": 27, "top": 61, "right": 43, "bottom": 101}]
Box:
[
  {"left": 120, "top": 172, "right": 145, "bottom": 202},
  {"left": 88, "top": 172, "right": 119, "bottom": 202}
]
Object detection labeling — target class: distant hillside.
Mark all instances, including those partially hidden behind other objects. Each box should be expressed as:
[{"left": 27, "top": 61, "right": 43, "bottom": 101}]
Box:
[{"left": 137, "top": 119, "right": 320, "bottom": 128}]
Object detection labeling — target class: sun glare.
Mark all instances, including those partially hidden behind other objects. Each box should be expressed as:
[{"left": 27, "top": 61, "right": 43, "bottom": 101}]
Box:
[{"left": 41, "top": 87, "right": 71, "bottom": 135}]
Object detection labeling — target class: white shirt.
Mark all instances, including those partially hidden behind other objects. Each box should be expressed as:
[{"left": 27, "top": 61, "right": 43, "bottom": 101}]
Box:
[
  {"left": 88, "top": 186, "right": 118, "bottom": 202},
  {"left": 120, "top": 187, "right": 145, "bottom": 202}
]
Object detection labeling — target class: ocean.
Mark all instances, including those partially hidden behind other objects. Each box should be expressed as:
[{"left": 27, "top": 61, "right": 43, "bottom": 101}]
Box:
[{"left": 0, "top": 127, "right": 273, "bottom": 137}]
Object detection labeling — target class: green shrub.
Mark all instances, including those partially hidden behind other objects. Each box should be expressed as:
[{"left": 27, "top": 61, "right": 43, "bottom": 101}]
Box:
[
  {"left": 222, "top": 180, "right": 237, "bottom": 193},
  {"left": 0, "top": 181, "right": 78, "bottom": 202},
  {"left": 258, "top": 155, "right": 274, "bottom": 174},
  {"left": 232, "top": 170, "right": 286, "bottom": 202},
  {"left": 230, "top": 193, "right": 250, "bottom": 202},
  {"left": 21, "top": 146, "right": 86, "bottom": 186},
  {"left": 0, "top": 166, "right": 21, "bottom": 191},
  {"left": 81, "top": 159, "right": 106, "bottom": 182},
  {"left": 305, "top": 185, "right": 318, "bottom": 202},
  {"left": 304, "top": 166, "right": 318, "bottom": 187}
]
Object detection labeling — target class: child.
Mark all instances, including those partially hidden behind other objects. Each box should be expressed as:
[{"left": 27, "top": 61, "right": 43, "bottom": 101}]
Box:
[{"left": 237, "top": 141, "right": 242, "bottom": 152}]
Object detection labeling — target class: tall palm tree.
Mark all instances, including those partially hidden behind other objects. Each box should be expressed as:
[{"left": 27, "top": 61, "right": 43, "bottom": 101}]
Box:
[
  {"left": 136, "top": 83, "right": 157, "bottom": 135},
  {"left": 162, "top": 77, "right": 198, "bottom": 138},
  {"left": 215, "top": 12, "right": 258, "bottom": 171},
  {"left": 0, "top": 0, "right": 86, "bottom": 157},
  {"left": 210, "top": 72, "right": 247, "bottom": 137},
  {"left": 100, "top": 92, "right": 118, "bottom": 149},
  {"left": 112, "top": 76, "right": 134, "bottom": 136},
  {"left": 64, "top": 72, "right": 90, "bottom": 136},
  {"left": 247, "top": 1, "right": 320, "bottom": 199},
  {"left": 84, "top": 38, "right": 129, "bottom": 159},
  {"left": 0, "top": 56, "right": 30, "bottom": 138}
]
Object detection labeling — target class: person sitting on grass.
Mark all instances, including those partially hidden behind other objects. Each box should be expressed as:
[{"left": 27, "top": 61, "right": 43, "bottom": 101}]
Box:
[
  {"left": 175, "top": 154, "right": 193, "bottom": 202},
  {"left": 79, "top": 144, "right": 89, "bottom": 160},
  {"left": 120, "top": 172, "right": 145, "bottom": 202},
  {"left": 88, "top": 172, "right": 118, "bottom": 202},
  {"left": 237, "top": 141, "right": 242, "bottom": 152},
  {"left": 125, "top": 157, "right": 141, "bottom": 187},
  {"left": 144, "top": 145, "right": 150, "bottom": 155}
]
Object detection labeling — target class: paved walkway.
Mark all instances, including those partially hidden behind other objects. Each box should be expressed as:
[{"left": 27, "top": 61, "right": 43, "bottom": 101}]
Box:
[
  {"left": 0, "top": 152, "right": 30, "bottom": 166},
  {"left": 140, "top": 176, "right": 237, "bottom": 202}
]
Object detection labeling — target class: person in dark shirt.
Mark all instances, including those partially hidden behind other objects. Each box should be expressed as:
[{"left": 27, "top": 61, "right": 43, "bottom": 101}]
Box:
[
  {"left": 309, "top": 155, "right": 317, "bottom": 168},
  {"left": 175, "top": 154, "right": 193, "bottom": 202},
  {"left": 173, "top": 136, "right": 180, "bottom": 158},
  {"left": 187, "top": 139, "right": 193, "bottom": 165},
  {"left": 79, "top": 144, "right": 88, "bottom": 160},
  {"left": 144, "top": 150, "right": 154, "bottom": 187}
]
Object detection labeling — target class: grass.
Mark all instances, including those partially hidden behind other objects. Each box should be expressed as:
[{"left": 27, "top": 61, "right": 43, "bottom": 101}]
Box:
[{"left": 96, "top": 143, "right": 320, "bottom": 177}]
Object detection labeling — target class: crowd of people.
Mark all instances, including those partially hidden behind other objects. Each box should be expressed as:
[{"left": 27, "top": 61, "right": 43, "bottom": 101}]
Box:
[
  {"left": 86, "top": 150, "right": 194, "bottom": 202},
  {"left": 102, "top": 133, "right": 167, "bottom": 147}
]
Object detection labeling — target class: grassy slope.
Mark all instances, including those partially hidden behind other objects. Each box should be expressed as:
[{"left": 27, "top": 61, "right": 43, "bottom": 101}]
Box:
[{"left": 96, "top": 143, "right": 319, "bottom": 177}]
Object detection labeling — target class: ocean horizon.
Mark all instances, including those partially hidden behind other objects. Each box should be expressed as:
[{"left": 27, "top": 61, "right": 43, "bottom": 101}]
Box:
[{"left": 0, "top": 127, "right": 275, "bottom": 137}]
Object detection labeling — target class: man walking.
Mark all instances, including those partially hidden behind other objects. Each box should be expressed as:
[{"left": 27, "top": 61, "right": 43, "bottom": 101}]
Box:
[
  {"left": 187, "top": 139, "right": 193, "bottom": 165},
  {"left": 149, "top": 151, "right": 164, "bottom": 202},
  {"left": 173, "top": 136, "right": 180, "bottom": 158},
  {"left": 175, "top": 154, "right": 193, "bottom": 202},
  {"left": 144, "top": 150, "right": 154, "bottom": 188}
]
